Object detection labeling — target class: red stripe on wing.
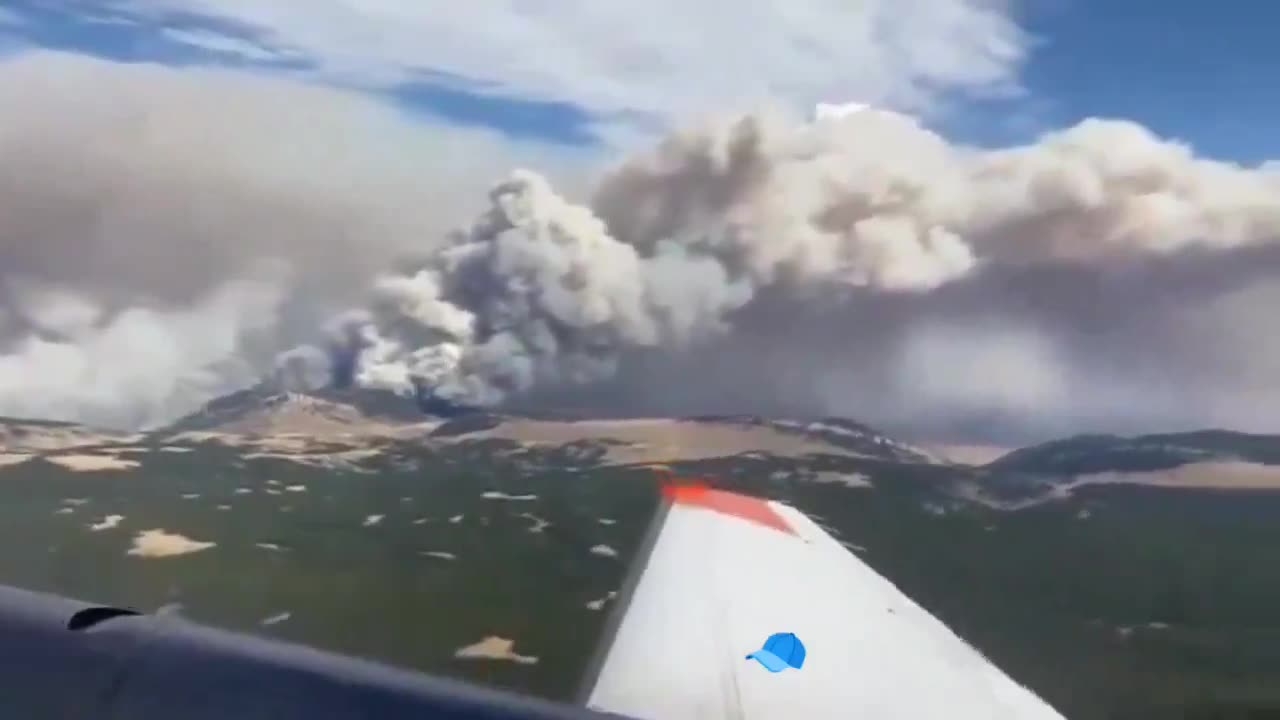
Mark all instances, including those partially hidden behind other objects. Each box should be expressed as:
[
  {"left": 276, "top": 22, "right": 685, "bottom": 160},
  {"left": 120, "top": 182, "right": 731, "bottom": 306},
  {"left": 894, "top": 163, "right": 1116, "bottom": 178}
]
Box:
[{"left": 661, "top": 483, "right": 796, "bottom": 536}]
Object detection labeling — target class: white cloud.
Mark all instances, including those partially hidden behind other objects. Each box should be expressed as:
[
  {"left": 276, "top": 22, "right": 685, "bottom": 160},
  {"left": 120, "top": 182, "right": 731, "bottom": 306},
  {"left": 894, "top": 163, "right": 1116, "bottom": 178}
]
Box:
[
  {"left": 111, "top": 0, "right": 1028, "bottom": 133},
  {"left": 80, "top": 13, "right": 143, "bottom": 27},
  {"left": 160, "top": 28, "right": 292, "bottom": 62}
]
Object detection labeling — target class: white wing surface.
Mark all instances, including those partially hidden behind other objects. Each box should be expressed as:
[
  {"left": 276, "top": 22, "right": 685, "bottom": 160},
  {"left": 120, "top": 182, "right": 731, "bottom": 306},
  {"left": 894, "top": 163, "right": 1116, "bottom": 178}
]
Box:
[{"left": 581, "top": 485, "right": 1065, "bottom": 719}]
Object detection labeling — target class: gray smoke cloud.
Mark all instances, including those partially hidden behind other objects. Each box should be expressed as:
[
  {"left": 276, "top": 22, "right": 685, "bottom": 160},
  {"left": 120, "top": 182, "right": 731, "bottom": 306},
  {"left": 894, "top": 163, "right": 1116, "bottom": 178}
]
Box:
[
  {"left": 309, "top": 107, "right": 1280, "bottom": 441},
  {"left": 0, "top": 50, "right": 591, "bottom": 428},
  {"left": 7, "top": 49, "right": 1280, "bottom": 441}
]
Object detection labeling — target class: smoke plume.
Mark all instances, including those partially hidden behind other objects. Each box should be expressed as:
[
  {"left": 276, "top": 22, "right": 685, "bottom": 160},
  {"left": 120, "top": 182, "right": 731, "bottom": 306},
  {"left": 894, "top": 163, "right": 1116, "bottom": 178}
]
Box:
[
  {"left": 0, "top": 51, "right": 589, "bottom": 428},
  {"left": 6, "top": 51, "right": 1280, "bottom": 440},
  {"left": 297, "top": 108, "right": 1280, "bottom": 440}
]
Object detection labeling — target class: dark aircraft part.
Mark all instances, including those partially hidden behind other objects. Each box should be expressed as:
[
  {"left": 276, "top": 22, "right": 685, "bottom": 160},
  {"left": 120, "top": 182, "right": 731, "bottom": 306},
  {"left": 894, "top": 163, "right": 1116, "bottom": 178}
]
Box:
[{"left": 0, "top": 584, "right": 624, "bottom": 719}]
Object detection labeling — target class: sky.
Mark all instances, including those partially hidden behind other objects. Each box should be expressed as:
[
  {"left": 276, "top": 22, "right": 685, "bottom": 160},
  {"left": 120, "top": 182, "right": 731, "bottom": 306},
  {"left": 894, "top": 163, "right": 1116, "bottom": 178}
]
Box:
[
  {"left": 1, "top": 0, "right": 1274, "bottom": 163},
  {"left": 2, "top": 2, "right": 1280, "bottom": 442},
  {"left": 1004, "top": 0, "right": 1280, "bottom": 163}
]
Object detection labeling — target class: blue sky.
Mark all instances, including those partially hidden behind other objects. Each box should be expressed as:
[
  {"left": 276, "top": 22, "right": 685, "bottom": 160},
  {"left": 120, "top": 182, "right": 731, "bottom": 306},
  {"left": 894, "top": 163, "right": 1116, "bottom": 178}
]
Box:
[
  {"left": 0, "top": 1, "right": 1275, "bottom": 163},
  {"left": 1007, "top": 0, "right": 1279, "bottom": 163}
]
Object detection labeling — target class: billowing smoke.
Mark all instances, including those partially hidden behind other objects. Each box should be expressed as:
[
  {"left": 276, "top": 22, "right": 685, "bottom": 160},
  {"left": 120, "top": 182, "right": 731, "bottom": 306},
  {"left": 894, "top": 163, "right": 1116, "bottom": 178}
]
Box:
[
  {"left": 0, "top": 50, "right": 590, "bottom": 428},
  {"left": 288, "top": 168, "right": 755, "bottom": 406},
  {"left": 292, "top": 107, "right": 1280, "bottom": 440},
  {"left": 7, "top": 50, "right": 1280, "bottom": 441}
]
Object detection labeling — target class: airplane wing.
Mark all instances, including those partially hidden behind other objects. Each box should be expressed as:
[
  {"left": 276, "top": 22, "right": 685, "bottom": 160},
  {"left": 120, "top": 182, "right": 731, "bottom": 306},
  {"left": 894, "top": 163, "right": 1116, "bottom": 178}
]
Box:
[
  {"left": 578, "top": 483, "right": 1066, "bottom": 719},
  {"left": 0, "top": 482, "right": 1063, "bottom": 719}
]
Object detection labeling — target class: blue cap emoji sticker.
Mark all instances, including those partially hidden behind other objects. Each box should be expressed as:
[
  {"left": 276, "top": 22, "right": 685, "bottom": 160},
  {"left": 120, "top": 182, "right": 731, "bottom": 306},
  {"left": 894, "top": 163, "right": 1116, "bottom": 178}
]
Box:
[{"left": 746, "top": 632, "right": 806, "bottom": 673}]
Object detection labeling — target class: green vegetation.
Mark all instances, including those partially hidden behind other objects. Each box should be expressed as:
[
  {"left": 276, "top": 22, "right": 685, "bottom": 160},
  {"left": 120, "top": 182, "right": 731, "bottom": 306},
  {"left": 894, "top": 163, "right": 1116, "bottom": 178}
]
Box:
[
  {"left": 0, "top": 442, "right": 655, "bottom": 701},
  {"left": 1, "top": 438, "right": 1278, "bottom": 718}
]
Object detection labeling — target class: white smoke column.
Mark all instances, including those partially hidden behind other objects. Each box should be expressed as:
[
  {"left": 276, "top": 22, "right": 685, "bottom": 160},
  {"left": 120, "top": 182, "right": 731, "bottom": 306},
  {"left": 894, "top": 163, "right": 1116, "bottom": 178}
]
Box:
[
  {"left": 594, "top": 109, "right": 980, "bottom": 293},
  {"left": 330, "top": 111, "right": 980, "bottom": 404},
  {"left": 598, "top": 111, "right": 1280, "bottom": 281},
  {"left": 963, "top": 120, "right": 1280, "bottom": 262},
  {"left": 326, "top": 171, "right": 753, "bottom": 405},
  {"left": 330, "top": 107, "right": 1280, "bottom": 436}
]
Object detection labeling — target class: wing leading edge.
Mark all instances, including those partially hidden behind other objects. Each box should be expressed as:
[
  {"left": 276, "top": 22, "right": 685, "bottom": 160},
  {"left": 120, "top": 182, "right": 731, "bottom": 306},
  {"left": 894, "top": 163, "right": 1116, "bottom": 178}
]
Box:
[{"left": 581, "top": 484, "right": 1066, "bottom": 719}]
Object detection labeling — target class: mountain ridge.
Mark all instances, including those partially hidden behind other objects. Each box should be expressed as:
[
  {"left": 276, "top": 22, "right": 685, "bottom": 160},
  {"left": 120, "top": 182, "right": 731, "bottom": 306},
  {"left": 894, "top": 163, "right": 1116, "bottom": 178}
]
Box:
[
  {"left": 988, "top": 429, "right": 1280, "bottom": 475},
  {"left": 5, "top": 385, "right": 1280, "bottom": 487}
]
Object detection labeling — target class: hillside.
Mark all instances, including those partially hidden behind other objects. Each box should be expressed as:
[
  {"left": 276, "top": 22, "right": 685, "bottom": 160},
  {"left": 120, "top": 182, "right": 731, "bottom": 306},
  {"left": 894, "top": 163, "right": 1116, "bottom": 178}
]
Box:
[
  {"left": 988, "top": 430, "right": 1280, "bottom": 475},
  {"left": 161, "top": 384, "right": 438, "bottom": 436}
]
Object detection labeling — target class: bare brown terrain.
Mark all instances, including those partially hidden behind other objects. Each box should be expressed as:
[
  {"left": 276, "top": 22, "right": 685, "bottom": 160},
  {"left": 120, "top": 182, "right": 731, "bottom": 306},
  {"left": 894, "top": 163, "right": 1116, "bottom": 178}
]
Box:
[
  {"left": 465, "top": 418, "right": 865, "bottom": 464},
  {"left": 1075, "top": 460, "right": 1280, "bottom": 490},
  {"left": 127, "top": 529, "right": 216, "bottom": 558},
  {"left": 0, "top": 420, "right": 137, "bottom": 452},
  {"left": 453, "top": 636, "right": 538, "bottom": 665},
  {"left": 45, "top": 454, "right": 141, "bottom": 471},
  {"left": 0, "top": 453, "right": 31, "bottom": 468},
  {"left": 963, "top": 460, "right": 1280, "bottom": 510},
  {"left": 168, "top": 394, "right": 438, "bottom": 439},
  {"left": 925, "top": 444, "right": 1012, "bottom": 466}
]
